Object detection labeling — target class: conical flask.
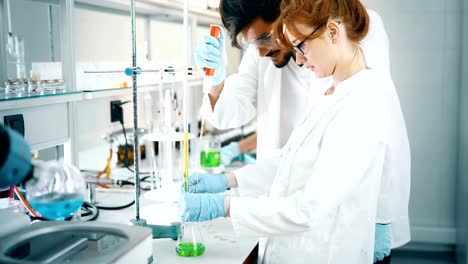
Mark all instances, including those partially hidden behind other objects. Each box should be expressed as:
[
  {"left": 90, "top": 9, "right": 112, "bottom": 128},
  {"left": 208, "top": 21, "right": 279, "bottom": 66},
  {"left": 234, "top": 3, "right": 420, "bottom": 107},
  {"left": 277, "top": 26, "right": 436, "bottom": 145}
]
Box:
[{"left": 176, "top": 218, "right": 205, "bottom": 257}]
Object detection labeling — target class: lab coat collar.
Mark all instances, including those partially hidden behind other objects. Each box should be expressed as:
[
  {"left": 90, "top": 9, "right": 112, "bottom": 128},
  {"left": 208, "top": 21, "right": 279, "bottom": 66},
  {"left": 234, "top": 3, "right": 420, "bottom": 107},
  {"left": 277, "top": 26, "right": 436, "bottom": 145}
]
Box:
[{"left": 291, "top": 69, "right": 373, "bottom": 149}]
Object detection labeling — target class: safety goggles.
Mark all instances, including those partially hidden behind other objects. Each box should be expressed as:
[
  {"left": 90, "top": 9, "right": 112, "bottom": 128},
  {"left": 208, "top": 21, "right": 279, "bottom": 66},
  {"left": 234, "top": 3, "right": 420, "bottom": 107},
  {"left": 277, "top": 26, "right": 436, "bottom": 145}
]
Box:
[
  {"left": 292, "top": 20, "right": 341, "bottom": 56},
  {"left": 240, "top": 32, "right": 276, "bottom": 50}
]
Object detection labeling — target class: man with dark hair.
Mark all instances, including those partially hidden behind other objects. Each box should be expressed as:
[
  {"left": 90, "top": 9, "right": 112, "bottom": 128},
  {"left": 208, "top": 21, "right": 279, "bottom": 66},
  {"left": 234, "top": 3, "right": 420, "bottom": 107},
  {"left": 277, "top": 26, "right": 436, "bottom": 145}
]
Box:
[
  {"left": 197, "top": 0, "right": 319, "bottom": 165},
  {"left": 193, "top": 1, "right": 409, "bottom": 263},
  {"left": 221, "top": 0, "right": 280, "bottom": 48},
  {"left": 221, "top": 0, "right": 290, "bottom": 68}
]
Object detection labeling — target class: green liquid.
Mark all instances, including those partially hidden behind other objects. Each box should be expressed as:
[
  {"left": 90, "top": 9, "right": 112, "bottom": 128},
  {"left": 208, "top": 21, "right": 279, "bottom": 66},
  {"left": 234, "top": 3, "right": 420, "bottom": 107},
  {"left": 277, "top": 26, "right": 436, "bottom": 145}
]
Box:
[
  {"left": 176, "top": 242, "right": 206, "bottom": 257},
  {"left": 200, "top": 150, "right": 221, "bottom": 168}
]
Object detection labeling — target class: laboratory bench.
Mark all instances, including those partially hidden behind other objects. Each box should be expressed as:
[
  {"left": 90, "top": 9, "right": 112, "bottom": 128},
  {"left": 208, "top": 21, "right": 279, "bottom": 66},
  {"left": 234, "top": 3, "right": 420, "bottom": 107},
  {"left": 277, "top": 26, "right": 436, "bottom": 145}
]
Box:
[{"left": 94, "top": 187, "right": 259, "bottom": 264}]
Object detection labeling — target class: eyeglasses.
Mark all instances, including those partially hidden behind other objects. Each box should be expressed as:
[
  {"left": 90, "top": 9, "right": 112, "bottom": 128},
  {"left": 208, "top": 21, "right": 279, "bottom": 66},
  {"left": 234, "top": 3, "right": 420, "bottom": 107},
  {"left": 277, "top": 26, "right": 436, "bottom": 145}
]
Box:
[
  {"left": 240, "top": 31, "right": 275, "bottom": 49},
  {"left": 292, "top": 20, "right": 340, "bottom": 56}
]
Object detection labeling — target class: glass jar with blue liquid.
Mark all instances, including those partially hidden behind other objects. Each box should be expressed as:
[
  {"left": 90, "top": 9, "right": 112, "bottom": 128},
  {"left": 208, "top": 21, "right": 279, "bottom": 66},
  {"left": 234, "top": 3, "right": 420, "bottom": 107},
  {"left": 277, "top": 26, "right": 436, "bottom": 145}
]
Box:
[{"left": 26, "top": 160, "right": 85, "bottom": 220}]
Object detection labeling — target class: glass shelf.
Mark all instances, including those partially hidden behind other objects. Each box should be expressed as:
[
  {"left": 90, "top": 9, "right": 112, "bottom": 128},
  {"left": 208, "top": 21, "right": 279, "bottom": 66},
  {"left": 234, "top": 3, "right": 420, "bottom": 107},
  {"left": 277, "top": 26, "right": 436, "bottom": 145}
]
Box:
[
  {"left": 0, "top": 78, "right": 203, "bottom": 103},
  {"left": 0, "top": 90, "right": 82, "bottom": 103}
]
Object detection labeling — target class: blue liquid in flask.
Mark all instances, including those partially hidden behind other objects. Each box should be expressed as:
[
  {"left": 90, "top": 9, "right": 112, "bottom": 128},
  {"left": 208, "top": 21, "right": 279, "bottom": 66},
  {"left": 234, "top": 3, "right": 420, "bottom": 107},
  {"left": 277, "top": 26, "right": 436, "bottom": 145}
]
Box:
[{"left": 29, "top": 193, "right": 84, "bottom": 220}]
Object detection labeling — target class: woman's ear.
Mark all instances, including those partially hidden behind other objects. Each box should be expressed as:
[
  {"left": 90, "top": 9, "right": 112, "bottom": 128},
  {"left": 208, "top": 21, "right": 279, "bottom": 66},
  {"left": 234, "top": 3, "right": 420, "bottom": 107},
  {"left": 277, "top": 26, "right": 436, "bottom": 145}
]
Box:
[{"left": 327, "top": 20, "right": 341, "bottom": 44}]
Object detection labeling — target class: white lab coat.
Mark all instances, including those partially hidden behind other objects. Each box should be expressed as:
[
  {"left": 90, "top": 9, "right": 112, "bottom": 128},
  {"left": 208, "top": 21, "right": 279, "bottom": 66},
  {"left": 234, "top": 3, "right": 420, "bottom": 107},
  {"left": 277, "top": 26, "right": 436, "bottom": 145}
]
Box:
[
  {"left": 231, "top": 69, "right": 399, "bottom": 263},
  {"left": 362, "top": 10, "right": 412, "bottom": 248},
  {"left": 203, "top": 9, "right": 411, "bottom": 248}
]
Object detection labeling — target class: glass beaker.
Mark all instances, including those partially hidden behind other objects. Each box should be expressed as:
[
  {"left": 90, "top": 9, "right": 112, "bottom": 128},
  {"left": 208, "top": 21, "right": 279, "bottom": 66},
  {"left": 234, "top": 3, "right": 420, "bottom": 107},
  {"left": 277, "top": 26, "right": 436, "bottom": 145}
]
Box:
[
  {"left": 176, "top": 220, "right": 206, "bottom": 257},
  {"left": 200, "top": 135, "right": 221, "bottom": 168}
]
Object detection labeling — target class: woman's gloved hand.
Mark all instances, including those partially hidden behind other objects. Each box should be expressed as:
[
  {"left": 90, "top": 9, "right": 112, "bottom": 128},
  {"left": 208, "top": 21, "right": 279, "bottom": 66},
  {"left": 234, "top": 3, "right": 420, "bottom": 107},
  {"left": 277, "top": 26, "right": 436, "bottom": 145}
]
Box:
[
  {"left": 194, "top": 27, "right": 227, "bottom": 86},
  {"left": 178, "top": 192, "right": 226, "bottom": 222},
  {"left": 374, "top": 223, "right": 392, "bottom": 262},
  {"left": 182, "top": 173, "right": 228, "bottom": 193},
  {"left": 221, "top": 142, "right": 241, "bottom": 166}
]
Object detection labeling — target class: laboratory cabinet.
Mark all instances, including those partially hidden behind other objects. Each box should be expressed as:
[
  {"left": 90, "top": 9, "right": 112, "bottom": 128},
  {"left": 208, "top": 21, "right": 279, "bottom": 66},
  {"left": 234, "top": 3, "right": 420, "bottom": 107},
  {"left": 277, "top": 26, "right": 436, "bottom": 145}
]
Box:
[{"left": 0, "top": 102, "right": 69, "bottom": 151}]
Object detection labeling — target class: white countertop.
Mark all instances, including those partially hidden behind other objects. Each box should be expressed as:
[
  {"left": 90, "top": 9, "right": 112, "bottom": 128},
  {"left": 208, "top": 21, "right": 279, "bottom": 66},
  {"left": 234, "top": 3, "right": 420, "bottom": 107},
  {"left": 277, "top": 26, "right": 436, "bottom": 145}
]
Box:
[
  {"left": 94, "top": 189, "right": 258, "bottom": 264},
  {"left": 153, "top": 219, "right": 257, "bottom": 264}
]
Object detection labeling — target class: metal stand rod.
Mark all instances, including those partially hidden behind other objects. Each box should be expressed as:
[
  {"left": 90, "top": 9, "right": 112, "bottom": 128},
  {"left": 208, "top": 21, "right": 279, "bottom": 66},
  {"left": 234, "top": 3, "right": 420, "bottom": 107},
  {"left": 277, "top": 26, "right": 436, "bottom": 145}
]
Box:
[
  {"left": 125, "top": 1, "right": 181, "bottom": 239},
  {"left": 130, "top": 0, "right": 141, "bottom": 222}
]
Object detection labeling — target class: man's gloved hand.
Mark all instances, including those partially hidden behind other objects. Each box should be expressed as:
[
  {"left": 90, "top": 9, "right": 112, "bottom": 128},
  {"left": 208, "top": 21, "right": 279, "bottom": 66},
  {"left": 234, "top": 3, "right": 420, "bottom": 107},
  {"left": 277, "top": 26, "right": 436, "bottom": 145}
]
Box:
[
  {"left": 194, "top": 27, "right": 227, "bottom": 86},
  {"left": 178, "top": 192, "right": 226, "bottom": 222},
  {"left": 182, "top": 173, "right": 228, "bottom": 193},
  {"left": 374, "top": 223, "right": 392, "bottom": 262},
  {"left": 221, "top": 142, "right": 241, "bottom": 166}
]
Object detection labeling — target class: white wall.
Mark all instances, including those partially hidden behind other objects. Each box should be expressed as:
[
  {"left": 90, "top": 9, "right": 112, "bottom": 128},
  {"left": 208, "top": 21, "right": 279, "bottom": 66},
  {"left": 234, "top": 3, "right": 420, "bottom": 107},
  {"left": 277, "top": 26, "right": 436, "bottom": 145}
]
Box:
[
  {"left": 457, "top": 0, "right": 468, "bottom": 262},
  {"left": 75, "top": 7, "right": 241, "bottom": 75},
  {"left": 362, "top": 0, "right": 462, "bottom": 244},
  {"left": 9, "top": 0, "right": 61, "bottom": 79},
  {"left": 75, "top": 8, "right": 144, "bottom": 63}
]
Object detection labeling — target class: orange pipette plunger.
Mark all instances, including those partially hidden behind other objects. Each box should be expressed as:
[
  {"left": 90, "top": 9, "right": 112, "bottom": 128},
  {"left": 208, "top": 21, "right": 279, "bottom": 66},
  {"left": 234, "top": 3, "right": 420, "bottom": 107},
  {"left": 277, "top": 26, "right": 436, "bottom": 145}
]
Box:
[
  {"left": 204, "top": 25, "right": 221, "bottom": 77},
  {"left": 200, "top": 25, "right": 221, "bottom": 117}
]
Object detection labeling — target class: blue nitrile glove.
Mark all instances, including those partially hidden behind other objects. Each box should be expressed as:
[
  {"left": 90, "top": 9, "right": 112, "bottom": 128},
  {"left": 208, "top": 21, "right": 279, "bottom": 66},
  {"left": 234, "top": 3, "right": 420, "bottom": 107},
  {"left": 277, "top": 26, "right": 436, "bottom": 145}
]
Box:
[
  {"left": 182, "top": 173, "right": 228, "bottom": 193},
  {"left": 194, "top": 27, "right": 227, "bottom": 86},
  {"left": 178, "top": 192, "right": 226, "bottom": 222},
  {"left": 221, "top": 142, "right": 241, "bottom": 166},
  {"left": 374, "top": 224, "right": 392, "bottom": 262}
]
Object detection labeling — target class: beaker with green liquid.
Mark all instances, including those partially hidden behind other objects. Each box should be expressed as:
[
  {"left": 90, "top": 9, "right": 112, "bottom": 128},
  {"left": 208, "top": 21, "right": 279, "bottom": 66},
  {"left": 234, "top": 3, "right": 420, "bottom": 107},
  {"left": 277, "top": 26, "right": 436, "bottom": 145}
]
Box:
[
  {"left": 176, "top": 221, "right": 205, "bottom": 257},
  {"left": 200, "top": 135, "right": 221, "bottom": 168}
]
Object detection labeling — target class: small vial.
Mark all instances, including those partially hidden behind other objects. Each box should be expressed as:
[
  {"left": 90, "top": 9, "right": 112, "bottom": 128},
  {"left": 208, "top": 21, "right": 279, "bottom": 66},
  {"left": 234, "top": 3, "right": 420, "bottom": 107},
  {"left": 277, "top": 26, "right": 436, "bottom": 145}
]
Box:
[
  {"left": 54, "top": 79, "right": 66, "bottom": 92},
  {"left": 43, "top": 79, "right": 56, "bottom": 93},
  {"left": 5, "top": 79, "right": 24, "bottom": 96},
  {"left": 28, "top": 80, "right": 44, "bottom": 94}
]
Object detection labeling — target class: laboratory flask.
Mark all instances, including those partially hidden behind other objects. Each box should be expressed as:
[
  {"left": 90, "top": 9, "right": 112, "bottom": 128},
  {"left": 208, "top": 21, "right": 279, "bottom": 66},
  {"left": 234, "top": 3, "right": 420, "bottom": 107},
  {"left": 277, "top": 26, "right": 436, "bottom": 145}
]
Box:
[
  {"left": 26, "top": 160, "right": 85, "bottom": 220},
  {"left": 176, "top": 220, "right": 206, "bottom": 257}
]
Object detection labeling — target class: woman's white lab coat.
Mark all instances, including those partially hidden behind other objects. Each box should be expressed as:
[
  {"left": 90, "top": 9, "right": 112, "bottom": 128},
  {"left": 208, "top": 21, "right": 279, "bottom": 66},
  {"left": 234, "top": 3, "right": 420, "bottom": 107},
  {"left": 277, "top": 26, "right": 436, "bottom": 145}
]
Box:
[
  {"left": 360, "top": 10, "right": 411, "bottom": 248},
  {"left": 204, "top": 9, "right": 411, "bottom": 249},
  {"left": 230, "top": 70, "right": 403, "bottom": 263}
]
